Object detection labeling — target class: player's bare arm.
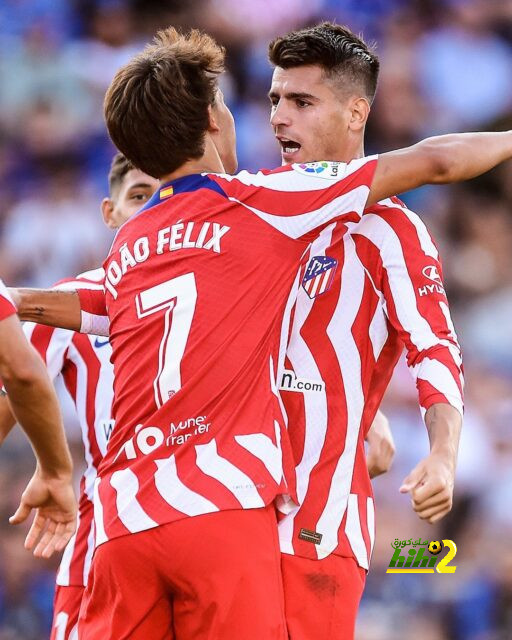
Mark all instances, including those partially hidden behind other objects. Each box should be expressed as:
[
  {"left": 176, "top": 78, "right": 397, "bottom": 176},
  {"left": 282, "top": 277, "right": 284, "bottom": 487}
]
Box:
[
  {"left": 0, "top": 314, "right": 77, "bottom": 557},
  {"left": 11, "top": 288, "right": 82, "bottom": 332},
  {"left": 399, "top": 403, "right": 462, "bottom": 524},
  {"left": 368, "top": 130, "right": 512, "bottom": 206},
  {"left": 365, "top": 410, "right": 395, "bottom": 479}
]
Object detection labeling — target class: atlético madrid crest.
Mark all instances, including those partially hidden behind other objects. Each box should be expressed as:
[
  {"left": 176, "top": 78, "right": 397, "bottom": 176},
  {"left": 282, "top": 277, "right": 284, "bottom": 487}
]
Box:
[{"left": 302, "top": 256, "right": 338, "bottom": 299}]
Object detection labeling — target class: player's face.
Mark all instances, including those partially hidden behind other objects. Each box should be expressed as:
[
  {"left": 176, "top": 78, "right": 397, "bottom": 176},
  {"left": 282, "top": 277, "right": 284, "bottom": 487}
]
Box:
[
  {"left": 102, "top": 169, "right": 159, "bottom": 230},
  {"left": 269, "top": 65, "right": 356, "bottom": 165},
  {"left": 211, "top": 89, "right": 238, "bottom": 174}
]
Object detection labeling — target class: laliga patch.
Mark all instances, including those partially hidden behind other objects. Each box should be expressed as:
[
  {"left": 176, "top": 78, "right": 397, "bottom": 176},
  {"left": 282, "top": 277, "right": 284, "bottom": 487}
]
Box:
[
  {"left": 302, "top": 256, "right": 338, "bottom": 298},
  {"left": 293, "top": 161, "right": 344, "bottom": 180}
]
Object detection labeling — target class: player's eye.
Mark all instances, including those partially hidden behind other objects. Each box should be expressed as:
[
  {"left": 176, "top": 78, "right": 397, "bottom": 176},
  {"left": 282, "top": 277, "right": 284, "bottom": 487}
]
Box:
[
  {"left": 296, "top": 99, "right": 310, "bottom": 108},
  {"left": 131, "top": 192, "right": 150, "bottom": 201}
]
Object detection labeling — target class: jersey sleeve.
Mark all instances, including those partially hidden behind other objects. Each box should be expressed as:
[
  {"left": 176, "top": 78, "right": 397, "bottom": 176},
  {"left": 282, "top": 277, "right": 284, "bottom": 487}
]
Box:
[
  {"left": 78, "top": 288, "right": 110, "bottom": 336},
  {"left": 208, "top": 156, "right": 378, "bottom": 241},
  {"left": 0, "top": 279, "right": 17, "bottom": 321},
  {"left": 355, "top": 201, "right": 464, "bottom": 418}
]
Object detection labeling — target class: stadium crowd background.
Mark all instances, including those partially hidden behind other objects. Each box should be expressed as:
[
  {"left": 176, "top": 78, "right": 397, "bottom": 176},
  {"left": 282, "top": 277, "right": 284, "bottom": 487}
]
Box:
[{"left": 0, "top": 0, "right": 511, "bottom": 638}]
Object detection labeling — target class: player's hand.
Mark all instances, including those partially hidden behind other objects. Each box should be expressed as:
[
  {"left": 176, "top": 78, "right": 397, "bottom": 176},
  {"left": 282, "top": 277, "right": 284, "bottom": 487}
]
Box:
[
  {"left": 399, "top": 453, "right": 455, "bottom": 524},
  {"left": 9, "top": 466, "right": 77, "bottom": 558},
  {"left": 366, "top": 411, "right": 395, "bottom": 479}
]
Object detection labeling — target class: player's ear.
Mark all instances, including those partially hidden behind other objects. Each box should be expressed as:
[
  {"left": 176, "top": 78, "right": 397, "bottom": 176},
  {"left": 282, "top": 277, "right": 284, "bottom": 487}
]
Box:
[
  {"left": 101, "top": 198, "right": 117, "bottom": 229},
  {"left": 349, "top": 97, "right": 370, "bottom": 132},
  {"left": 207, "top": 103, "right": 221, "bottom": 133}
]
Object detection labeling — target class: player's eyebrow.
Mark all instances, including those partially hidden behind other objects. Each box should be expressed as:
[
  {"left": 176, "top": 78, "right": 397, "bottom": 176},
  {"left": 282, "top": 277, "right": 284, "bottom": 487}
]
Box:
[
  {"left": 127, "top": 182, "right": 155, "bottom": 191},
  {"left": 268, "top": 90, "right": 319, "bottom": 102}
]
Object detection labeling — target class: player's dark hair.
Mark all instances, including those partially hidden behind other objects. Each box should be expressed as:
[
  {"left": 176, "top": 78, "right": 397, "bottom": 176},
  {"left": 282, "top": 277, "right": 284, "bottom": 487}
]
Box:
[
  {"left": 108, "top": 152, "right": 134, "bottom": 198},
  {"left": 268, "top": 22, "right": 379, "bottom": 103},
  {"left": 104, "top": 27, "right": 225, "bottom": 178}
]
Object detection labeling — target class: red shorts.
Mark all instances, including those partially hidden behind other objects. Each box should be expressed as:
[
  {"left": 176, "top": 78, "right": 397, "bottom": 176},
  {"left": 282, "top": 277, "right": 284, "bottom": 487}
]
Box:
[
  {"left": 50, "top": 585, "right": 84, "bottom": 640},
  {"left": 281, "top": 553, "right": 366, "bottom": 640},
  {"left": 79, "top": 505, "right": 287, "bottom": 640}
]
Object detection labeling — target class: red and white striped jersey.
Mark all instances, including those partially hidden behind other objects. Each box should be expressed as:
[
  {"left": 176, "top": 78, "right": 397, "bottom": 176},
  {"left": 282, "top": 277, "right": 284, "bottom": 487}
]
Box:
[
  {"left": 23, "top": 268, "right": 113, "bottom": 587},
  {"left": 77, "top": 159, "right": 378, "bottom": 545},
  {"left": 0, "top": 279, "right": 16, "bottom": 320},
  {"left": 277, "top": 197, "right": 464, "bottom": 569}
]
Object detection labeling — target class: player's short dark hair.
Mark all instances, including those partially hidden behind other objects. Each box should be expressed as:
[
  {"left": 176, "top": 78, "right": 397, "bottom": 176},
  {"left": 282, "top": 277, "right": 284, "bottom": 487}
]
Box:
[
  {"left": 104, "top": 27, "right": 225, "bottom": 178},
  {"left": 268, "top": 22, "right": 379, "bottom": 103},
  {"left": 108, "top": 152, "right": 134, "bottom": 198}
]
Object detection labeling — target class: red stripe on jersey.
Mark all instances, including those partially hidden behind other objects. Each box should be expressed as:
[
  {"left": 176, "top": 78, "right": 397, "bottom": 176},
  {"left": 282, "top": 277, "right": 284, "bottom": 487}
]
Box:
[
  {"left": 29, "top": 324, "right": 59, "bottom": 367},
  {"left": 417, "top": 379, "right": 452, "bottom": 411}
]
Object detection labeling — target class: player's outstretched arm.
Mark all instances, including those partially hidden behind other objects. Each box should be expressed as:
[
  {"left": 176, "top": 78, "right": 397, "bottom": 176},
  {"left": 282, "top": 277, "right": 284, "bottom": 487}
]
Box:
[
  {"left": 368, "top": 130, "right": 512, "bottom": 206},
  {"left": 0, "top": 314, "right": 77, "bottom": 556},
  {"left": 10, "top": 288, "right": 82, "bottom": 332},
  {"left": 400, "top": 403, "right": 461, "bottom": 524},
  {"left": 365, "top": 410, "right": 395, "bottom": 479}
]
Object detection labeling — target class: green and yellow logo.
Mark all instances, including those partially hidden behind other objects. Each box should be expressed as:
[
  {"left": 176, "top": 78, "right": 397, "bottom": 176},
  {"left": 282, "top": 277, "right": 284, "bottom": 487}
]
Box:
[{"left": 386, "top": 538, "right": 457, "bottom": 574}]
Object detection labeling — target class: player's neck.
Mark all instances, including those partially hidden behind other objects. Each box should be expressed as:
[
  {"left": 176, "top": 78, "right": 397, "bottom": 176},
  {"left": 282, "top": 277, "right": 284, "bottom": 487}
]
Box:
[{"left": 160, "top": 136, "right": 227, "bottom": 185}]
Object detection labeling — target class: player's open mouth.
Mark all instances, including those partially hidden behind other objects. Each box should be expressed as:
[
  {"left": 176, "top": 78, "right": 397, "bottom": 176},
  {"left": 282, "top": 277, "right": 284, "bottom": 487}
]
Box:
[{"left": 279, "top": 138, "right": 301, "bottom": 156}]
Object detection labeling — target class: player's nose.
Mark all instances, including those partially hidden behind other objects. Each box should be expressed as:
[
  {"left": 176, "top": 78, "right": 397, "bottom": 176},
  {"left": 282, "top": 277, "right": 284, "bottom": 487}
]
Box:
[{"left": 270, "top": 102, "right": 292, "bottom": 127}]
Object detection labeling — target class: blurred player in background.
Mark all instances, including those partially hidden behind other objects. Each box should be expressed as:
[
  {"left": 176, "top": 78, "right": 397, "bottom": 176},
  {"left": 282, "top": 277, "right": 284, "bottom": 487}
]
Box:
[
  {"left": 268, "top": 23, "right": 464, "bottom": 639},
  {"left": 0, "top": 280, "right": 76, "bottom": 560},
  {"left": 9, "top": 26, "right": 512, "bottom": 640},
  {"left": 0, "top": 155, "right": 159, "bottom": 640}
]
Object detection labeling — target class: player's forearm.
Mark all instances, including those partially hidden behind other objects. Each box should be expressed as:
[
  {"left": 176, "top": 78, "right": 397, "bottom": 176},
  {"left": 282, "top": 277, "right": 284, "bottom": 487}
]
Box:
[
  {"left": 0, "top": 394, "right": 17, "bottom": 446},
  {"left": 424, "top": 403, "right": 462, "bottom": 472},
  {"left": 420, "top": 131, "right": 512, "bottom": 184},
  {"left": 11, "top": 288, "right": 81, "bottom": 332},
  {"left": 4, "top": 363, "right": 73, "bottom": 477},
  {"left": 369, "top": 130, "right": 512, "bottom": 205}
]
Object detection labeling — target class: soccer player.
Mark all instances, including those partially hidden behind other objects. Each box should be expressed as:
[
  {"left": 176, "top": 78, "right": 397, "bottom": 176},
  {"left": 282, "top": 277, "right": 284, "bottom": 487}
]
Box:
[
  {"left": 0, "top": 154, "right": 159, "bottom": 640},
  {"left": 0, "top": 280, "right": 76, "bottom": 560},
  {"left": 10, "top": 27, "right": 512, "bottom": 640},
  {"left": 268, "top": 23, "right": 465, "bottom": 638}
]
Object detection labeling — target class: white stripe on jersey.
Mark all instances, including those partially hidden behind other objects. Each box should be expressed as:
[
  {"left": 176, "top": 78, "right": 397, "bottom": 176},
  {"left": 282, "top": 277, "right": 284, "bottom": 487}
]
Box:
[
  {"left": 413, "top": 357, "right": 464, "bottom": 417},
  {"left": 154, "top": 455, "right": 218, "bottom": 516},
  {"left": 368, "top": 302, "right": 388, "bottom": 361},
  {"left": 195, "top": 440, "right": 265, "bottom": 508},
  {"left": 56, "top": 509, "right": 81, "bottom": 585},
  {"left": 83, "top": 519, "right": 96, "bottom": 586},
  {"left": 110, "top": 469, "right": 158, "bottom": 532},
  {"left": 66, "top": 341, "right": 100, "bottom": 502},
  {"left": 93, "top": 478, "right": 108, "bottom": 546},
  {"left": 235, "top": 422, "right": 283, "bottom": 485},
  {"left": 367, "top": 497, "right": 375, "bottom": 558},
  {"left": 230, "top": 187, "right": 370, "bottom": 240},
  {"left": 379, "top": 199, "right": 439, "bottom": 259},
  {"left": 315, "top": 233, "right": 366, "bottom": 560},
  {"left": 350, "top": 214, "right": 445, "bottom": 352},
  {"left": 345, "top": 494, "right": 369, "bottom": 570},
  {"left": 216, "top": 156, "right": 376, "bottom": 193}
]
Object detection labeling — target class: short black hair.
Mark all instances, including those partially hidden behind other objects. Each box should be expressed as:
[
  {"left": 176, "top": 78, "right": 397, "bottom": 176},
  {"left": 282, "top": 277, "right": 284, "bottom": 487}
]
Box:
[
  {"left": 108, "top": 152, "right": 134, "bottom": 198},
  {"left": 269, "top": 22, "right": 379, "bottom": 103}
]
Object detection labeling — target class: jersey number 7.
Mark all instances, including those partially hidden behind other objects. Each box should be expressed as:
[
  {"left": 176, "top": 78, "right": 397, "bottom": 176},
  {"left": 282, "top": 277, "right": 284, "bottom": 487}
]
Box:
[{"left": 135, "top": 273, "right": 197, "bottom": 408}]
